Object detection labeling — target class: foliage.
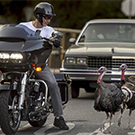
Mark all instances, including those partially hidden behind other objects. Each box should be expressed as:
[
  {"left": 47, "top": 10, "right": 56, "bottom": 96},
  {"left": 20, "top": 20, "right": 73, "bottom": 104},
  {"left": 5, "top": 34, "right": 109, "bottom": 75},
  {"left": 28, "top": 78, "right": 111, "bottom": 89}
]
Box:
[{"left": 0, "top": 0, "right": 128, "bottom": 29}]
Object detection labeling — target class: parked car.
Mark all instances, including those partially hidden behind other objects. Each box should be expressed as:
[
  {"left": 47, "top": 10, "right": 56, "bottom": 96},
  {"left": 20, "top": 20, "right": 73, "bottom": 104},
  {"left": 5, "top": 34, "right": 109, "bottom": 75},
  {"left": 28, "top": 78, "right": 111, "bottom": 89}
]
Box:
[{"left": 60, "top": 19, "right": 135, "bottom": 98}]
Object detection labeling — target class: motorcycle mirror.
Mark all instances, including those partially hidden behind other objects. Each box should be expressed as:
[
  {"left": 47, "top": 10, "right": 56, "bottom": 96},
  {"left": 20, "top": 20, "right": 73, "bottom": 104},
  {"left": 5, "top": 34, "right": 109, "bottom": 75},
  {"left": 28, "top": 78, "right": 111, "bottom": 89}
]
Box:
[{"left": 52, "top": 31, "right": 63, "bottom": 39}]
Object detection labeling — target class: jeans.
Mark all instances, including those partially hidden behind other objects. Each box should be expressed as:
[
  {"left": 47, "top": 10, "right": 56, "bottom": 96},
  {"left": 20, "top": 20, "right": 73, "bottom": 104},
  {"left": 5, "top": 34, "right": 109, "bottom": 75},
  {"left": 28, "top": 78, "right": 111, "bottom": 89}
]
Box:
[{"left": 35, "top": 66, "right": 63, "bottom": 117}]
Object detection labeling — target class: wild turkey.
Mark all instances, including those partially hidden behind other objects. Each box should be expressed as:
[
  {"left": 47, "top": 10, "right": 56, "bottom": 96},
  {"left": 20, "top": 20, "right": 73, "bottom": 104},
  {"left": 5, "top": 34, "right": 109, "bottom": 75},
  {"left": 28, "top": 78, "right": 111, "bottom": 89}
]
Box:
[
  {"left": 128, "top": 75, "right": 135, "bottom": 88},
  {"left": 94, "top": 66, "right": 124, "bottom": 133},
  {"left": 117, "top": 64, "right": 134, "bottom": 126},
  {"left": 119, "top": 64, "right": 135, "bottom": 129},
  {"left": 119, "top": 64, "right": 134, "bottom": 102},
  {"left": 119, "top": 63, "right": 127, "bottom": 86}
]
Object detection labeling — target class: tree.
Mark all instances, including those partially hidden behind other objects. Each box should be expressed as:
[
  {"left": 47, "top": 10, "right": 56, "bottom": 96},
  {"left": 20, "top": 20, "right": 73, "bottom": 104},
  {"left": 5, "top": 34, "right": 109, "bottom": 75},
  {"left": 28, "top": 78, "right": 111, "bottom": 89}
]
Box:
[{"left": 0, "top": 0, "right": 127, "bottom": 29}]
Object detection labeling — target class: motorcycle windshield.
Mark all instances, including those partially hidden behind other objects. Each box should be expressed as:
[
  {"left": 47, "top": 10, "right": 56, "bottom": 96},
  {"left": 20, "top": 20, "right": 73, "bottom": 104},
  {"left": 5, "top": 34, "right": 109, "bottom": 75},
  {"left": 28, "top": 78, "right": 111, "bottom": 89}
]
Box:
[
  {"left": 0, "top": 25, "right": 45, "bottom": 52},
  {"left": 0, "top": 26, "right": 28, "bottom": 41}
]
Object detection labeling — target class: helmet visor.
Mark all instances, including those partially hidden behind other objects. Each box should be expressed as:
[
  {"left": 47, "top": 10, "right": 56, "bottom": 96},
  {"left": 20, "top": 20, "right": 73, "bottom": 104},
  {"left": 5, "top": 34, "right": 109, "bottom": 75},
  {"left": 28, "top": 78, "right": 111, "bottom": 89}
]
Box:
[{"left": 43, "top": 15, "right": 52, "bottom": 20}]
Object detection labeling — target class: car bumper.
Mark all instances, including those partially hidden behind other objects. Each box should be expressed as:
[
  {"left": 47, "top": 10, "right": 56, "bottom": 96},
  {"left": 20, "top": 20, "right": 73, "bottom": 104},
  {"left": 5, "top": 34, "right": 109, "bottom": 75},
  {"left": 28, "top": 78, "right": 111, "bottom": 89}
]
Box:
[{"left": 60, "top": 68, "right": 135, "bottom": 82}]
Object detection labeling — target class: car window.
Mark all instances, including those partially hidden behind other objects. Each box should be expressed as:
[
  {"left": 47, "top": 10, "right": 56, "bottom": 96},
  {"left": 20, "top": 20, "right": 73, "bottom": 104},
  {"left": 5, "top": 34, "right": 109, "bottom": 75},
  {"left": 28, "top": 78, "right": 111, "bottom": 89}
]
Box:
[{"left": 78, "top": 23, "right": 135, "bottom": 43}]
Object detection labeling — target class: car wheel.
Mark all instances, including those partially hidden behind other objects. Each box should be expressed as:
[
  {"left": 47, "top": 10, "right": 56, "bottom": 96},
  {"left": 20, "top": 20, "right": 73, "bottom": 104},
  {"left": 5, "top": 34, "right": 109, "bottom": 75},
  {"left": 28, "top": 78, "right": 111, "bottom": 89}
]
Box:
[{"left": 71, "top": 85, "right": 79, "bottom": 98}]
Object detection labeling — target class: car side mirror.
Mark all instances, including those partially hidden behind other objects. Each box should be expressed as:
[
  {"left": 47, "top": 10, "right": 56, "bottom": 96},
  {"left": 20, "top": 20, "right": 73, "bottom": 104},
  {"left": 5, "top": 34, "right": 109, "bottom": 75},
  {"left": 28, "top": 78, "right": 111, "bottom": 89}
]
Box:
[{"left": 69, "top": 38, "right": 76, "bottom": 44}]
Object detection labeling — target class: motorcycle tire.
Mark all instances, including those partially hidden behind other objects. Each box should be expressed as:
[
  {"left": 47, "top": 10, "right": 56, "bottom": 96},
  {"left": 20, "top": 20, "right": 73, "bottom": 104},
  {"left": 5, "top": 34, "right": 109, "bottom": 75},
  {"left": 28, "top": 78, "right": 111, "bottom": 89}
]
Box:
[
  {"left": 28, "top": 117, "right": 47, "bottom": 127},
  {"left": 0, "top": 91, "right": 21, "bottom": 134}
]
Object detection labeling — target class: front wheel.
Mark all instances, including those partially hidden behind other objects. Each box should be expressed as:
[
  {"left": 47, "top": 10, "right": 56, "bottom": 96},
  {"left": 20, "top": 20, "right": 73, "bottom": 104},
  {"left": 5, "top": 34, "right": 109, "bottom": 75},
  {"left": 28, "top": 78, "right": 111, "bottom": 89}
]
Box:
[{"left": 0, "top": 91, "right": 21, "bottom": 134}]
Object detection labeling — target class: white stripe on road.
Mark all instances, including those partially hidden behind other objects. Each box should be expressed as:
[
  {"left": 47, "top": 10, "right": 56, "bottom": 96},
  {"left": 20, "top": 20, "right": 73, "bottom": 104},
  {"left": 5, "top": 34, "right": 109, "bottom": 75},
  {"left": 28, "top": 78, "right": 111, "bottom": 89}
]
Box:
[
  {"left": 34, "top": 122, "right": 75, "bottom": 135},
  {"left": 19, "top": 123, "right": 135, "bottom": 135},
  {"left": 19, "top": 123, "right": 31, "bottom": 130},
  {"left": 77, "top": 123, "right": 112, "bottom": 135},
  {"left": 128, "top": 133, "right": 135, "bottom": 135},
  {"left": 1, "top": 122, "right": 135, "bottom": 134},
  {"left": 34, "top": 124, "right": 53, "bottom": 135},
  {"left": 128, "top": 126, "right": 135, "bottom": 135},
  {"left": 0, "top": 122, "right": 111, "bottom": 135}
]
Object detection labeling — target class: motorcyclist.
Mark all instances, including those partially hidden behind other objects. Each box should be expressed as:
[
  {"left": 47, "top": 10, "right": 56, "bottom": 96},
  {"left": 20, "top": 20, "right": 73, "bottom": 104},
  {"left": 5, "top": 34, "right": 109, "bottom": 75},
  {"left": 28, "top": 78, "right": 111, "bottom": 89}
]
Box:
[{"left": 16, "top": 2, "right": 69, "bottom": 130}]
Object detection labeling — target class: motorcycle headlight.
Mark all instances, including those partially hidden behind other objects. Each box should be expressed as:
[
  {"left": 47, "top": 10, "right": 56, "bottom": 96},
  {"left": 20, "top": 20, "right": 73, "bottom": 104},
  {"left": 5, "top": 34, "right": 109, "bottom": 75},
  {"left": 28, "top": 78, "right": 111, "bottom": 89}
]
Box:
[
  {"left": 10, "top": 53, "right": 23, "bottom": 63},
  {"left": 10, "top": 53, "right": 23, "bottom": 59},
  {"left": 0, "top": 53, "right": 23, "bottom": 63},
  {"left": 0, "top": 53, "right": 10, "bottom": 59}
]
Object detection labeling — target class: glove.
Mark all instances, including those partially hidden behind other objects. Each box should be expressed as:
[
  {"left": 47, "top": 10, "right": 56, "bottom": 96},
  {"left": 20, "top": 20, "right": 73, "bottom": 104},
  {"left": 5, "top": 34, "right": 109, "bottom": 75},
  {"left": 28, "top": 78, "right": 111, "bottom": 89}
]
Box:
[{"left": 53, "top": 39, "right": 60, "bottom": 48}]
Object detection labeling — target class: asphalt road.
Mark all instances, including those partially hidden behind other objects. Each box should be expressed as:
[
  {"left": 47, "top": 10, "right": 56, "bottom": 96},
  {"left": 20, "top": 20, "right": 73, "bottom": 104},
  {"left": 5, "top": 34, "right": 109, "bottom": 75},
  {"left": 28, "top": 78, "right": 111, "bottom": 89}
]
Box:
[{"left": 1, "top": 89, "right": 135, "bottom": 135}]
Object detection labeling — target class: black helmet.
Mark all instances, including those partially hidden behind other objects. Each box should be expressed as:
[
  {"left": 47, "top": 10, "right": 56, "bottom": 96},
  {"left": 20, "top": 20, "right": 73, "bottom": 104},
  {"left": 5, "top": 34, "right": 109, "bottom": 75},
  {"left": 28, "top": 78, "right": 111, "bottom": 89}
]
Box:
[{"left": 33, "top": 2, "right": 56, "bottom": 25}]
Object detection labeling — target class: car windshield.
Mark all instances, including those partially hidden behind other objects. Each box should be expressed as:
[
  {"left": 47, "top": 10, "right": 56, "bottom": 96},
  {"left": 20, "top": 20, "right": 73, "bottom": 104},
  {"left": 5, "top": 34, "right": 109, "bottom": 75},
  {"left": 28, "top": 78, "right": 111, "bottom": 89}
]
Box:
[{"left": 78, "top": 23, "right": 135, "bottom": 43}]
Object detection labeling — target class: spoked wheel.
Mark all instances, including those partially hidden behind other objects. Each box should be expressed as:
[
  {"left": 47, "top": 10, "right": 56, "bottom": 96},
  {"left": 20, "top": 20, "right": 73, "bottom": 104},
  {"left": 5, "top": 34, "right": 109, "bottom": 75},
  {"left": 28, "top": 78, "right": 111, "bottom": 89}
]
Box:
[{"left": 0, "top": 91, "right": 21, "bottom": 134}]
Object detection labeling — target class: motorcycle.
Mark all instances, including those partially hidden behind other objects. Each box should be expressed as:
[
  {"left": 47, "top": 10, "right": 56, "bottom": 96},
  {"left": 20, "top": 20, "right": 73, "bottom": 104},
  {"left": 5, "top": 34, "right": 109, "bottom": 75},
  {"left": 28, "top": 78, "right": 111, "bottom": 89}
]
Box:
[{"left": 0, "top": 24, "right": 71, "bottom": 134}]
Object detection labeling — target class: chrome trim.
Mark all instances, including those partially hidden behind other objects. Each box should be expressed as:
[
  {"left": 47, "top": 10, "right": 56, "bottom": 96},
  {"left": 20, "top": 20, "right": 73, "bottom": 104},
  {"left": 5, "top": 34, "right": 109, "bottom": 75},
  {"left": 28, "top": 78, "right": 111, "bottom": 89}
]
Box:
[
  {"left": 87, "top": 56, "right": 135, "bottom": 69},
  {"left": 60, "top": 71, "right": 135, "bottom": 76},
  {"left": 29, "top": 79, "right": 48, "bottom": 106},
  {"left": 60, "top": 68, "right": 135, "bottom": 72},
  {"left": 18, "top": 72, "right": 48, "bottom": 110},
  {"left": 60, "top": 68, "right": 135, "bottom": 81},
  {"left": 18, "top": 71, "right": 27, "bottom": 109}
]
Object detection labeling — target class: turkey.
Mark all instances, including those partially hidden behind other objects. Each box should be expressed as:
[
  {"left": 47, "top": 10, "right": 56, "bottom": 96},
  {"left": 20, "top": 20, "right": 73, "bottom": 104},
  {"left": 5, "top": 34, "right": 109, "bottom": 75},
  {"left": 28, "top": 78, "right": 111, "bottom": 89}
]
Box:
[
  {"left": 118, "top": 63, "right": 127, "bottom": 86},
  {"left": 94, "top": 66, "right": 124, "bottom": 133},
  {"left": 119, "top": 64, "right": 135, "bottom": 129},
  {"left": 117, "top": 63, "right": 128, "bottom": 126}
]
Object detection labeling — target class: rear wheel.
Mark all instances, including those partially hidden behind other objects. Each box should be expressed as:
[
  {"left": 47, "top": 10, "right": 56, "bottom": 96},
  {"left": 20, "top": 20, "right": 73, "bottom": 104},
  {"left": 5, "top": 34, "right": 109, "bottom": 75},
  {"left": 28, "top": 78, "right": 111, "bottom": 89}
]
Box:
[
  {"left": 0, "top": 91, "right": 21, "bottom": 134},
  {"left": 28, "top": 91, "right": 47, "bottom": 127},
  {"left": 28, "top": 118, "right": 47, "bottom": 127}
]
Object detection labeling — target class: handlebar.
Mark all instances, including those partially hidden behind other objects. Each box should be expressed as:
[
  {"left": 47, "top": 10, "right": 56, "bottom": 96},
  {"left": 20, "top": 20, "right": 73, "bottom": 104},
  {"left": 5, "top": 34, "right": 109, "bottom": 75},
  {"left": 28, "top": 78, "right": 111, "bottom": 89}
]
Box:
[
  {"left": 42, "top": 37, "right": 62, "bottom": 48},
  {"left": 35, "top": 30, "right": 63, "bottom": 48}
]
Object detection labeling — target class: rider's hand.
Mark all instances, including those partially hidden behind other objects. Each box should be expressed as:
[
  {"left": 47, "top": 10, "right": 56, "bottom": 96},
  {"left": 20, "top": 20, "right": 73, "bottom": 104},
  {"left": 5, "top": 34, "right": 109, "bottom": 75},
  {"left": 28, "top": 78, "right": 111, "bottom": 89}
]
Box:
[{"left": 53, "top": 39, "right": 60, "bottom": 48}]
